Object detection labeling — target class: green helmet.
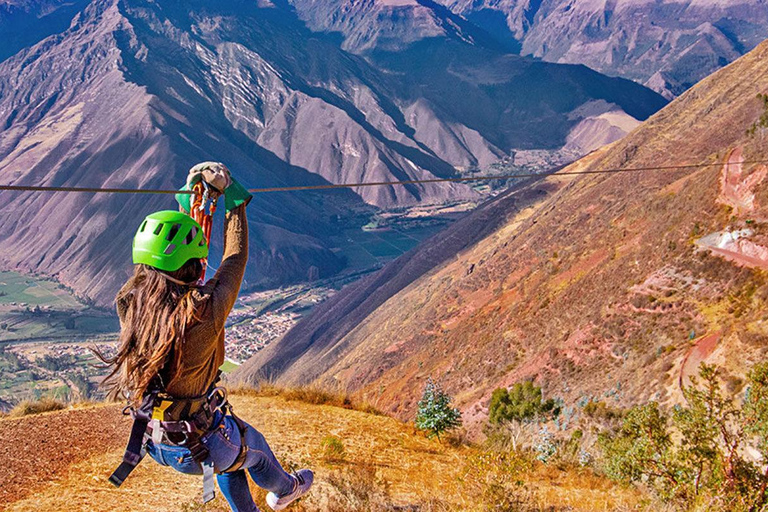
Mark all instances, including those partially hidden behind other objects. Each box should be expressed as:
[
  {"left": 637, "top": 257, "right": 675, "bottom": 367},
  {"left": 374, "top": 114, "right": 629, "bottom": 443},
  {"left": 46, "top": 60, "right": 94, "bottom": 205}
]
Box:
[{"left": 132, "top": 211, "right": 208, "bottom": 271}]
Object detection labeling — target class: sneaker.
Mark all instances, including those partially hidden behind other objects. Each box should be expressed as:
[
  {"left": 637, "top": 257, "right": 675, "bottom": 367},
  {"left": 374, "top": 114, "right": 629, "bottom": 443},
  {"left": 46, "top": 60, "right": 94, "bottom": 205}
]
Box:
[{"left": 266, "top": 469, "right": 314, "bottom": 511}]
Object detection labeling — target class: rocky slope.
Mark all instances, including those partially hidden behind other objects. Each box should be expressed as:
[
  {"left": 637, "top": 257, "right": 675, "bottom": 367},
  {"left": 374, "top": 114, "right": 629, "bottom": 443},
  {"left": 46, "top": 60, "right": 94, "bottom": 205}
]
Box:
[
  {"left": 435, "top": 0, "right": 768, "bottom": 98},
  {"left": 236, "top": 38, "right": 768, "bottom": 430},
  {"left": 0, "top": 0, "right": 665, "bottom": 305}
]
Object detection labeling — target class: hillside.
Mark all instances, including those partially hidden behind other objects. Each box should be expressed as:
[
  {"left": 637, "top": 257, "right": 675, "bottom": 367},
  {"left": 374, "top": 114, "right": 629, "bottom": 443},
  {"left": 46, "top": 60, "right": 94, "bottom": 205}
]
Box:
[
  {"left": 435, "top": 0, "right": 768, "bottom": 98},
  {"left": 236, "top": 37, "right": 768, "bottom": 430},
  {"left": 0, "top": 394, "right": 643, "bottom": 511},
  {"left": 0, "top": 0, "right": 666, "bottom": 306}
]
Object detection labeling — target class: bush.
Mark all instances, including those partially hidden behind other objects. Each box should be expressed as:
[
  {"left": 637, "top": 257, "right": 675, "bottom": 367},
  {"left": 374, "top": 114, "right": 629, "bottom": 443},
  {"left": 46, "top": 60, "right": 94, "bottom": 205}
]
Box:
[
  {"left": 415, "top": 378, "right": 462, "bottom": 441},
  {"left": 461, "top": 449, "right": 536, "bottom": 512},
  {"left": 321, "top": 435, "right": 347, "bottom": 463},
  {"left": 582, "top": 400, "right": 623, "bottom": 423},
  {"left": 322, "top": 465, "right": 394, "bottom": 512},
  {"left": 489, "top": 381, "right": 559, "bottom": 425},
  {"left": 598, "top": 363, "right": 768, "bottom": 510},
  {"left": 534, "top": 426, "right": 557, "bottom": 464}
]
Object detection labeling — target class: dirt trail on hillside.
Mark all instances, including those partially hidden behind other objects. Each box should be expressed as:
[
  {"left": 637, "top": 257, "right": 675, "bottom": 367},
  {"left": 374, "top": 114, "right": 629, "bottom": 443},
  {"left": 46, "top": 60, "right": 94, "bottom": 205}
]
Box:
[{"left": 0, "top": 405, "right": 127, "bottom": 508}]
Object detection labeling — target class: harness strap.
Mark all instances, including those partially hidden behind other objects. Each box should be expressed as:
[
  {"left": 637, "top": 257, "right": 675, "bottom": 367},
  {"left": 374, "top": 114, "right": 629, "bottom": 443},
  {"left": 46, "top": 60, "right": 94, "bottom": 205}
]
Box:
[
  {"left": 202, "top": 461, "right": 216, "bottom": 503},
  {"left": 109, "top": 415, "right": 150, "bottom": 487},
  {"left": 221, "top": 406, "right": 249, "bottom": 474}
]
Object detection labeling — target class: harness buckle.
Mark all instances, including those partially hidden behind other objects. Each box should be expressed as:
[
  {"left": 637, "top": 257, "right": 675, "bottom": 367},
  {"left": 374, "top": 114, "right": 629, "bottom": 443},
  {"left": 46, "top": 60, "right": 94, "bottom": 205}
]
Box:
[{"left": 207, "top": 387, "right": 228, "bottom": 411}]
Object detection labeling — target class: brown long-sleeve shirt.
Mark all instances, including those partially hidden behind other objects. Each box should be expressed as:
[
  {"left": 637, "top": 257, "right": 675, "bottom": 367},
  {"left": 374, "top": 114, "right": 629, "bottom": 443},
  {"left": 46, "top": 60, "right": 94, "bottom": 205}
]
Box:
[{"left": 117, "top": 205, "right": 248, "bottom": 398}]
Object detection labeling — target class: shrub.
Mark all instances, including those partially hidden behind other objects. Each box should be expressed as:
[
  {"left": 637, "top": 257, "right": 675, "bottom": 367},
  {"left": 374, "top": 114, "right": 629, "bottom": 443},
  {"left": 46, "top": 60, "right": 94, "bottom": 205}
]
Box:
[
  {"left": 582, "top": 400, "right": 623, "bottom": 423},
  {"left": 415, "top": 378, "right": 462, "bottom": 441},
  {"left": 461, "top": 449, "right": 536, "bottom": 512},
  {"left": 598, "top": 363, "right": 768, "bottom": 510},
  {"left": 535, "top": 426, "right": 557, "bottom": 464},
  {"left": 321, "top": 435, "right": 346, "bottom": 463},
  {"left": 489, "top": 381, "right": 559, "bottom": 424},
  {"left": 322, "top": 464, "right": 394, "bottom": 512}
]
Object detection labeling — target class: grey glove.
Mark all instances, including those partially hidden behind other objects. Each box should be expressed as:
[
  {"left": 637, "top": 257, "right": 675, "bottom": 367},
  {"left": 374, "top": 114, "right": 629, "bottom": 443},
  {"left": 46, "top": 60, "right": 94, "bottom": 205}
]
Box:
[{"left": 186, "top": 162, "right": 232, "bottom": 194}]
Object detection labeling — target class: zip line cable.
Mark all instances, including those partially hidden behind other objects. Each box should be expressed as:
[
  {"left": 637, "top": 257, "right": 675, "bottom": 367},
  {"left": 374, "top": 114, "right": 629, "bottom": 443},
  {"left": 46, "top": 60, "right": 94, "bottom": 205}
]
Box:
[{"left": 1, "top": 159, "right": 766, "bottom": 195}]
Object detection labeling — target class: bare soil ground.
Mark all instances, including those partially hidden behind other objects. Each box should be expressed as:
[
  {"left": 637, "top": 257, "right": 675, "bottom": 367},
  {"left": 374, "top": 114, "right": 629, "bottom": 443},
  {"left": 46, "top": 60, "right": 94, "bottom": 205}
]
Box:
[{"left": 0, "top": 404, "right": 127, "bottom": 506}]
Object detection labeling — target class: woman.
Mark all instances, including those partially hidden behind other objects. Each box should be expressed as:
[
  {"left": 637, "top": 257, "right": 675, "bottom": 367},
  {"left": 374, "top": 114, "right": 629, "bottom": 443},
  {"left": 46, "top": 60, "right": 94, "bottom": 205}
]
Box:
[{"left": 101, "top": 163, "right": 312, "bottom": 512}]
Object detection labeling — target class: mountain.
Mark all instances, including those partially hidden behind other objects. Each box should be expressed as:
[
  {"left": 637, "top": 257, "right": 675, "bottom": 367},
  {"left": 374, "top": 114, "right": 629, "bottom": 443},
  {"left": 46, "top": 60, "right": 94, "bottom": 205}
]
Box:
[
  {"left": 235, "top": 38, "right": 768, "bottom": 429},
  {"left": 432, "top": 0, "right": 768, "bottom": 99},
  {"left": 288, "top": 0, "right": 666, "bottom": 154},
  {"left": 0, "top": 0, "right": 91, "bottom": 62},
  {"left": 0, "top": 0, "right": 665, "bottom": 305}
]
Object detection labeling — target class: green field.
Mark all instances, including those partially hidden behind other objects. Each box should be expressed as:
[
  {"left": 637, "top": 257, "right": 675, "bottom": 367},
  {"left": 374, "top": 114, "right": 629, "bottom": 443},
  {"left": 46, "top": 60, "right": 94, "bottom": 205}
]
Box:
[
  {"left": 330, "top": 222, "right": 447, "bottom": 271},
  {"left": 0, "top": 271, "right": 83, "bottom": 309},
  {"left": 219, "top": 360, "right": 239, "bottom": 373},
  {"left": 0, "top": 271, "right": 118, "bottom": 342}
]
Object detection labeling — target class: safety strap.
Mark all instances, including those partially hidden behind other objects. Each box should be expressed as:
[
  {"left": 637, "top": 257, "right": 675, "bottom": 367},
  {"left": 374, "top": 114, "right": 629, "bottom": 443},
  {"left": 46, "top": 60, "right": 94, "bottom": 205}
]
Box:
[
  {"left": 190, "top": 181, "right": 220, "bottom": 283},
  {"left": 221, "top": 405, "right": 249, "bottom": 474},
  {"left": 202, "top": 461, "right": 216, "bottom": 503},
  {"left": 109, "top": 413, "right": 150, "bottom": 487}
]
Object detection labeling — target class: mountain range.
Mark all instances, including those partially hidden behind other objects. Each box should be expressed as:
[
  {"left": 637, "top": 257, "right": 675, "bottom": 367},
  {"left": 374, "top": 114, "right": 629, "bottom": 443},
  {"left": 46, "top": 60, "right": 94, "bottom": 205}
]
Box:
[
  {"left": 0, "top": 0, "right": 665, "bottom": 305},
  {"left": 434, "top": 0, "right": 768, "bottom": 98},
  {"left": 235, "top": 37, "right": 768, "bottom": 429}
]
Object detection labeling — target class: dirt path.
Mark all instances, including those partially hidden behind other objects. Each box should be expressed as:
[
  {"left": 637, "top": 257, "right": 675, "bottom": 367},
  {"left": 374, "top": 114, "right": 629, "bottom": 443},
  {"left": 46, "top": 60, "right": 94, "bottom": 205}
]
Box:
[{"left": 679, "top": 331, "right": 721, "bottom": 388}]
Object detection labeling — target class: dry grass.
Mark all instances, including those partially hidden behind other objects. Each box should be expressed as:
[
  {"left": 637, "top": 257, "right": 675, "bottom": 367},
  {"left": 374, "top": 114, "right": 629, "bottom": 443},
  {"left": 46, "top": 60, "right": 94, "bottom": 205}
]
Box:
[
  {"left": 5, "top": 397, "right": 66, "bottom": 418},
  {"left": 3, "top": 395, "right": 648, "bottom": 511},
  {"left": 229, "top": 381, "right": 384, "bottom": 416}
]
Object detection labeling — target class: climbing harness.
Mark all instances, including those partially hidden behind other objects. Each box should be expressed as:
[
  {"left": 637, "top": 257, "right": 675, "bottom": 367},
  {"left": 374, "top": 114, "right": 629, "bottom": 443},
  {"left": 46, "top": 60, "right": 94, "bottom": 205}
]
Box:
[
  {"left": 109, "top": 372, "right": 250, "bottom": 503},
  {"left": 189, "top": 181, "right": 220, "bottom": 283}
]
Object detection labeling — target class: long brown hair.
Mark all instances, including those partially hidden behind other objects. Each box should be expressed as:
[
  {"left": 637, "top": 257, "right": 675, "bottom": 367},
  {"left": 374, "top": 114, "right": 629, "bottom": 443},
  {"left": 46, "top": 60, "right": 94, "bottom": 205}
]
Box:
[{"left": 99, "top": 260, "right": 202, "bottom": 405}]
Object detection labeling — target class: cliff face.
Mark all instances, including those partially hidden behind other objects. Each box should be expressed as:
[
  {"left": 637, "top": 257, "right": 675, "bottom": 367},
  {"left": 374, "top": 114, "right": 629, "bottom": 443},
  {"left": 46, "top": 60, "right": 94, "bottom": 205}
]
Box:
[
  {"left": 433, "top": 0, "right": 768, "bottom": 98},
  {"left": 0, "top": 0, "right": 665, "bottom": 304},
  {"left": 236, "top": 39, "right": 768, "bottom": 429}
]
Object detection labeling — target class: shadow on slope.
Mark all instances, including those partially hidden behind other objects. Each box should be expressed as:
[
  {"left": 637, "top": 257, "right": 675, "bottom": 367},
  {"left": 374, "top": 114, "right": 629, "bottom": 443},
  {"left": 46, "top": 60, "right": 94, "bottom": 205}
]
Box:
[{"left": 234, "top": 171, "right": 563, "bottom": 385}]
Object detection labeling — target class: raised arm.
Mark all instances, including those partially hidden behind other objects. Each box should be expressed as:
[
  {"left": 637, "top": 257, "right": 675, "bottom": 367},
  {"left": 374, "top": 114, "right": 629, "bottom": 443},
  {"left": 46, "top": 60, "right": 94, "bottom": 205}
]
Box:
[
  {"left": 175, "top": 162, "right": 252, "bottom": 333},
  {"left": 209, "top": 204, "right": 248, "bottom": 330}
]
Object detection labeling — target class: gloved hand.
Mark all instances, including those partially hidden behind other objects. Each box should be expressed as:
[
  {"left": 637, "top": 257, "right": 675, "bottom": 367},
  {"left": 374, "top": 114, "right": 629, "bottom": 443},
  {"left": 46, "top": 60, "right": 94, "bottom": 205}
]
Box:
[
  {"left": 176, "top": 162, "right": 252, "bottom": 213},
  {"left": 224, "top": 178, "right": 252, "bottom": 212}
]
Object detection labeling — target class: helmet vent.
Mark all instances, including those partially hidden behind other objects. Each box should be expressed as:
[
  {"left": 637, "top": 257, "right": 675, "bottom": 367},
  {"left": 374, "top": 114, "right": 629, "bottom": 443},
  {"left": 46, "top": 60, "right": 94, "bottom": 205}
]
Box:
[
  {"left": 183, "top": 226, "right": 198, "bottom": 245},
  {"left": 139, "top": 221, "right": 147, "bottom": 233},
  {"left": 163, "top": 243, "right": 176, "bottom": 255},
  {"left": 153, "top": 223, "right": 163, "bottom": 236},
  {"left": 166, "top": 223, "right": 181, "bottom": 242}
]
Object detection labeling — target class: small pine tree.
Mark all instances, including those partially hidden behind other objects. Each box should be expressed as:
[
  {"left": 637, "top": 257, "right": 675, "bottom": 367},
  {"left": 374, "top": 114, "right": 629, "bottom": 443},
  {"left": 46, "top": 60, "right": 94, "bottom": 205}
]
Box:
[{"left": 415, "top": 378, "right": 462, "bottom": 441}]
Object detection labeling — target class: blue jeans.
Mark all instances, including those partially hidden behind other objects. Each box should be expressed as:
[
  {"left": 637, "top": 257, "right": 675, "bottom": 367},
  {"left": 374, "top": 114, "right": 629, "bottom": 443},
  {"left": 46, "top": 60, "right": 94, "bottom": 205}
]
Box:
[{"left": 147, "top": 413, "right": 295, "bottom": 512}]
